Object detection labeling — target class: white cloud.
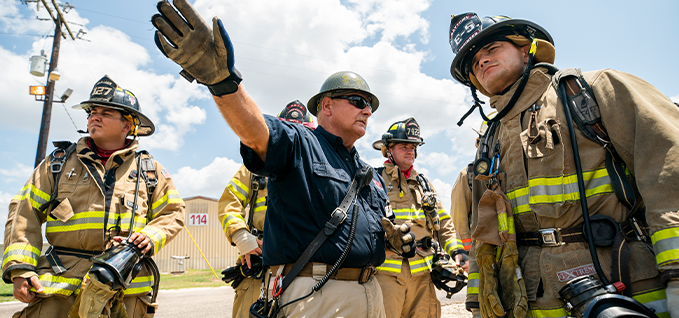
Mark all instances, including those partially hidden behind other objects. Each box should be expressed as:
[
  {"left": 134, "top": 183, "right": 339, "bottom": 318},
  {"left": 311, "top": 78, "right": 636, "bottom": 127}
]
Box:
[
  {"left": 172, "top": 157, "right": 243, "bottom": 199},
  {"left": 0, "top": 1, "right": 208, "bottom": 151},
  {"left": 0, "top": 163, "right": 34, "bottom": 184},
  {"left": 430, "top": 178, "right": 452, "bottom": 212},
  {"left": 0, "top": 191, "right": 13, "bottom": 240},
  {"left": 671, "top": 94, "right": 679, "bottom": 103}
]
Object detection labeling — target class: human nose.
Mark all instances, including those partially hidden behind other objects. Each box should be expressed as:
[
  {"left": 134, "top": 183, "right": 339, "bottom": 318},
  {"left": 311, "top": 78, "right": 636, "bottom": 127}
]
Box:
[{"left": 362, "top": 105, "right": 372, "bottom": 117}]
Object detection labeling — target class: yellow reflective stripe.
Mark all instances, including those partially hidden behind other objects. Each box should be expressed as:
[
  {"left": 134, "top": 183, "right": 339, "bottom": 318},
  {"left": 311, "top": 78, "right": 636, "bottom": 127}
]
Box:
[
  {"left": 2, "top": 243, "right": 41, "bottom": 267},
  {"left": 437, "top": 209, "right": 451, "bottom": 220},
  {"left": 46, "top": 211, "right": 105, "bottom": 233},
  {"left": 13, "top": 184, "right": 51, "bottom": 210},
  {"left": 409, "top": 255, "right": 434, "bottom": 274},
  {"left": 633, "top": 288, "right": 668, "bottom": 318},
  {"left": 30, "top": 273, "right": 82, "bottom": 296},
  {"left": 444, "top": 238, "right": 464, "bottom": 255},
  {"left": 151, "top": 190, "right": 183, "bottom": 217},
  {"left": 467, "top": 272, "right": 479, "bottom": 295},
  {"left": 141, "top": 227, "right": 166, "bottom": 255},
  {"left": 507, "top": 167, "right": 617, "bottom": 216},
  {"left": 253, "top": 196, "right": 267, "bottom": 212},
  {"left": 124, "top": 275, "right": 153, "bottom": 295},
  {"left": 221, "top": 213, "right": 245, "bottom": 233},
  {"left": 376, "top": 259, "right": 402, "bottom": 273},
  {"left": 652, "top": 227, "right": 679, "bottom": 266},
  {"left": 527, "top": 307, "right": 569, "bottom": 318},
  {"left": 392, "top": 208, "right": 426, "bottom": 220},
  {"left": 227, "top": 179, "right": 249, "bottom": 203}
]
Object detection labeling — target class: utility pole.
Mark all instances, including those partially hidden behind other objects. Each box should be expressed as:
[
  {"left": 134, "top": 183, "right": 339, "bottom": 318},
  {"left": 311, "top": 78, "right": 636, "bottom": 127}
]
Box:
[
  {"left": 35, "top": 15, "right": 61, "bottom": 167},
  {"left": 32, "top": 0, "right": 76, "bottom": 167}
]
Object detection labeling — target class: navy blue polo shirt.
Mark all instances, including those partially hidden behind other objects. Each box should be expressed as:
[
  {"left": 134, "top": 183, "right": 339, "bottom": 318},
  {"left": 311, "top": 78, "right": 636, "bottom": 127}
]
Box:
[{"left": 241, "top": 115, "right": 388, "bottom": 268}]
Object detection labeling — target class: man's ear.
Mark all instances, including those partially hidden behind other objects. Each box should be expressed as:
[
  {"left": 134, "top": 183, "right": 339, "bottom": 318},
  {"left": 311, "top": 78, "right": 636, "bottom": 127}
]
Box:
[
  {"left": 522, "top": 44, "right": 531, "bottom": 64},
  {"left": 123, "top": 120, "right": 134, "bottom": 135},
  {"left": 320, "top": 96, "right": 333, "bottom": 116}
]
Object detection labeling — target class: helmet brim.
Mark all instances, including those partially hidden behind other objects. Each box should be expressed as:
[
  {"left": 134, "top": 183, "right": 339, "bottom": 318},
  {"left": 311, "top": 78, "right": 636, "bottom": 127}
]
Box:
[
  {"left": 73, "top": 101, "right": 155, "bottom": 137},
  {"left": 450, "top": 19, "right": 554, "bottom": 88},
  {"left": 372, "top": 138, "right": 424, "bottom": 150},
  {"left": 308, "top": 89, "right": 380, "bottom": 117}
]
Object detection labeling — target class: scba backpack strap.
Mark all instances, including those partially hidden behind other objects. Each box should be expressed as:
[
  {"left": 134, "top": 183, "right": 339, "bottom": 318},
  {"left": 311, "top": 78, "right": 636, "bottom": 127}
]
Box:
[
  {"left": 551, "top": 68, "right": 637, "bottom": 212},
  {"left": 39, "top": 141, "right": 77, "bottom": 216}
]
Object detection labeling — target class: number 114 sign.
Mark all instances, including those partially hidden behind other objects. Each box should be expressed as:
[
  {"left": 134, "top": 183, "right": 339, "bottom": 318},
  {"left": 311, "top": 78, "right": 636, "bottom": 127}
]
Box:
[{"left": 188, "top": 213, "right": 208, "bottom": 226}]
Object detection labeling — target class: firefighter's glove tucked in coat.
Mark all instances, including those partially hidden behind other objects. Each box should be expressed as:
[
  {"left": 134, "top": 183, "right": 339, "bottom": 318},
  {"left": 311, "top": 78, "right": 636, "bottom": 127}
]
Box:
[
  {"left": 477, "top": 243, "right": 504, "bottom": 318},
  {"left": 381, "top": 217, "right": 416, "bottom": 258},
  {"left": 498, "top": 241, "right": 527, "bottom": 318},
  {"left": 152, "top": 0, "right": 242, "bottom": 89},
  {"left": 69, "top": 274, "right": 126, "bottom": 318}
]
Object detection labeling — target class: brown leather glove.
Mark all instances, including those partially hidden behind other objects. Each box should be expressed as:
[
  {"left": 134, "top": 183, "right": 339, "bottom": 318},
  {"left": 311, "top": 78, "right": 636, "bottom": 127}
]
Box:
[
  {"left": 477, "top": 243, "right": 504, "bottom": 318},
  {"left": 381, "top": 217, "right": 416, "bottom": 258},
  {"left": 498, "top": 241, "right": 527, "bottom": 318},
  {"left": 152, "top": 0, "right": 239, "bottom": 87}
]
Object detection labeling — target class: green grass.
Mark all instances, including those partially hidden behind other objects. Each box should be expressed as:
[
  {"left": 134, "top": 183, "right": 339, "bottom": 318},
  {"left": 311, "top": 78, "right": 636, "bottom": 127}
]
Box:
[
  {"left": 0, "top": 269, "right": 228, "bottom": 303},
  {"left": 0, "top": 282, "right": 14, "bottom": 302}
]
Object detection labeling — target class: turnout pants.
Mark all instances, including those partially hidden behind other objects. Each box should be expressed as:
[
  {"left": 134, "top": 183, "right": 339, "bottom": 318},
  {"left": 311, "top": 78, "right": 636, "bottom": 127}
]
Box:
[
  {"left": 375, "top": 261, "right": 440, "bottom": 318},
  {"left": 12, "top": 294, "right": 151, "bottom": 318},
  {"left": 276, "top": 276, "right": 385, "bottom": 318},
  {"left": 233, "top": 276, "right": 261, "bottom": 318}
]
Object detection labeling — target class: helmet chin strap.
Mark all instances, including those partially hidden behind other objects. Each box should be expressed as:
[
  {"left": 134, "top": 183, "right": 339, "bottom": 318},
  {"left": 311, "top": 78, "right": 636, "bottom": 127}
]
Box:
[{"left": 457, "top": 32, "right": 539, "bottom": 126}]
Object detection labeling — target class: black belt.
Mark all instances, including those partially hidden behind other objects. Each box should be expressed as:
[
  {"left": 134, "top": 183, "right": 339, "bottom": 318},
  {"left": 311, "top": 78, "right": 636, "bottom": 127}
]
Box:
[
  {"left": 45, "top": 246, "right": 102, "bottom": 274},
  {"left": 517, "top": 217, "right": 649, "bottom": 247}
]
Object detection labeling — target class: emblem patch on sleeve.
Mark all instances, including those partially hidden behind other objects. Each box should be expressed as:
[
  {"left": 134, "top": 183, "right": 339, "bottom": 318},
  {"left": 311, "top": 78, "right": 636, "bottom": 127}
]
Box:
[
  {"left": 161, "top": 168, "right": 171, "bottom": 179},
  {"left": 372, "top": 179, "right": 383, "bottom": 190}
]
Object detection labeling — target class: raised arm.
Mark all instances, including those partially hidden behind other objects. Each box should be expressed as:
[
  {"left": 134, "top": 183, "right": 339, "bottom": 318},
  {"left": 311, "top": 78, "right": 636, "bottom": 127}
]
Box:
[{"left": 151, "top": 0, "right": 268, "bottom": 160}]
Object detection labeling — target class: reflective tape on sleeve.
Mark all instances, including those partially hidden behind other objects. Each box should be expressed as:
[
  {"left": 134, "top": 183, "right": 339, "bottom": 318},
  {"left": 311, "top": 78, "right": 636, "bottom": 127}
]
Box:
[
  {"left": 30, "top": 273, "right": 82, "bottom": 296},
  {"left": 141, "top": 226, "right": 166, "bottom": 255},
  {"left": 527, "top": 307, "right": 569, "bottom": 318},
  {"left": 124, "top": 275, "right": 154, "bottom": 295},
  {"left": 151, "top": 190, "right": 184, "bottom": 218},
  {"left": 633, "top": 288, "right": 668, "bottom": 318},
  {"left": 444, "top": 238, "right": 464, "bottom": 256},
  {"left": 13, "top": 184, "right": 50, "bottom": 210},
  {"left": 462, "top": 238, "right": 472, "bottom": 251},
  {"left": 221, "top": 213, "right": 246, "bottom": 234},
  {"left": 392, "top": 208, "right": 426, "bottom": 220},
  {"left": 652, "top": 227, "right": 679, "bottom": 266},
  {"left": 227, "top": 179, "right": 249, "bottom": 203},
  {"left": 408, "top": 255, "right": 434, "bottom": 274},
  {"left": 2, "top": 243, "right": 40, "bottom": 267},
  {"left": 438, "top": 209, "right": 451, "bottom": 220},
  {"left": 507, "top": 167, "right": 617, "bottom": 216},
  {"left": 467, "top": 272, "right": 479, "bottom": 295},
  {"left": 376, "top": 259, "right": 402, "bottom": 273}
]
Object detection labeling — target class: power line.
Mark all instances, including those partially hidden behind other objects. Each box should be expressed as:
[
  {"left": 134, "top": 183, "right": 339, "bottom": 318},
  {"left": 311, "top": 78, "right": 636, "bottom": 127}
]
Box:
[{"left": 74, "top": 7, "right": 149, "bottom": 25}]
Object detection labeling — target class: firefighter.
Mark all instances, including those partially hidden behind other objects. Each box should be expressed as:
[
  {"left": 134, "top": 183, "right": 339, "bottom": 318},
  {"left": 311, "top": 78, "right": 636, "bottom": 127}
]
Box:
[
  {"left": 151, "top": 1, "right": 417, "bottom": 317},
  {"left": 218, "top": 100, "right": 315, "bottom": 318},
  {"left": 372, "top": 117, "right": 467, "bottom": 318},
  {"left": 3, "top": 75, "right": 185, "bottom": 318},
  {"left": 448, "top": 13, "right": 678, "bottom": 318}
]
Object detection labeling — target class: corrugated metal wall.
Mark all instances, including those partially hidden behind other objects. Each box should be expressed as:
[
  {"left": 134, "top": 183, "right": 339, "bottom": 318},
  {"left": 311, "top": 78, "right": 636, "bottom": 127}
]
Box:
[{"left": 152, "top": 196, "right": 239, "bottom": 273}]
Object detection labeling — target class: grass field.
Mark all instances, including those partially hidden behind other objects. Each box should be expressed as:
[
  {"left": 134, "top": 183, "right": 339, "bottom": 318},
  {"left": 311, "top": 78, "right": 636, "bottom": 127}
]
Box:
[{"left": 0, "top": 269, "right": 228, "bottom": 303}]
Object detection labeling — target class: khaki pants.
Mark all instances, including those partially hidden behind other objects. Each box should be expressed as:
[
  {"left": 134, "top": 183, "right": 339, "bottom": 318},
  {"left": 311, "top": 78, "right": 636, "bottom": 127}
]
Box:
[
  {"left": 12, "top": 294, "right": 151, "bottom": 318},
  {"left": 233, "top": 276, "right": 262, "bottom": 318},
  {"left": 276, "top": 276, "right": 385, "bottom": 318},
  {"left": 375, "top": 261, "right": 440, "bottom": 318}
]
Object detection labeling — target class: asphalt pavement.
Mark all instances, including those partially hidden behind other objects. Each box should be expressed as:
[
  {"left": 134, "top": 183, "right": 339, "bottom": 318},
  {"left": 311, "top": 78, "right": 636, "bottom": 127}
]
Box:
[{"left": 0, "top": 285, "right": 469, "bottom": 317}]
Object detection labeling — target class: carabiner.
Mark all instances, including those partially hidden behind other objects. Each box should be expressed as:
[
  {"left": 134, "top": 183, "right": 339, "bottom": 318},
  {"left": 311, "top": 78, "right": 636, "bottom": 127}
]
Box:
[
  {"left": 490, "top": 153, "right": 501, "bottom": 175},
  {"left": 272, "top": 275, "right": 283, "bottom": 298}
]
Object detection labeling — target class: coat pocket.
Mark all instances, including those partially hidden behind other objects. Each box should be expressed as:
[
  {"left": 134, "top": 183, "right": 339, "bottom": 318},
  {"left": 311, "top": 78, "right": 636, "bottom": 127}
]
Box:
[
  {"left": 520, "top": 118, "right": 561, "bottom": 159},
  {"left": 51, "top": 198, "right": 74, "bottom": 222}
]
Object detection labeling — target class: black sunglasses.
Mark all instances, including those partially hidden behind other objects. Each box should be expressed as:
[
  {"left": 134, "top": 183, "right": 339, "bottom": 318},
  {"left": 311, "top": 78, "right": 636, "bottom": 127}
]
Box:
[{"left": 332, "top": 95, "right": 372, "bottom": 110}]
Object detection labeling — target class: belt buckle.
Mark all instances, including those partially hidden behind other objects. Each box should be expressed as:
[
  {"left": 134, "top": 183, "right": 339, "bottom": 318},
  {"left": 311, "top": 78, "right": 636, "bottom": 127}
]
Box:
[
  {"left": 539, "top": 228, "right": 564, "bottom": 247},
  {"left": 358, "top": 265, "right": 375, "bottom": 284}
]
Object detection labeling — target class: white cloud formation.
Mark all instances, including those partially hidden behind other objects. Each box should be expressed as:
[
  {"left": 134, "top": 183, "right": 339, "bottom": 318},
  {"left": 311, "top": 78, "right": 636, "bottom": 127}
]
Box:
[
  {"left": 671, "top": 94, "right": 678, "bottom": 103},
  {"left": 0, "top": 191, "right": 13, "bottom": 240},
  {"left": 0, "top": 162, "right": 34, "bottom": 184},
  {"left": 0, "top": 1, "right": 208, "bottom": 151},
  {"left": 172, "top": 157, "right": 243, "bottom": 199},
  {"left": 430, "top": 178, "right": 452, "bottom": 212}
]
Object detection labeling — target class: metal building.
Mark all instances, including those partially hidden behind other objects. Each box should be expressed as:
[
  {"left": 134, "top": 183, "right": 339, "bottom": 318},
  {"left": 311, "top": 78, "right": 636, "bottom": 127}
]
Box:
[{"left": 152, "top": 196, "right": 238, "bottom": 273}]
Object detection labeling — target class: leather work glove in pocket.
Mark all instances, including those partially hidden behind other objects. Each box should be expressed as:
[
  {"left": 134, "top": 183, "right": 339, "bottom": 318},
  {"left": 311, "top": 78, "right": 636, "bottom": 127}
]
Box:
[
  {"left": 477, "top": 243, "right": 504, "bottom": 318},
  {"left": 152, "top": 0, "right": 241, "bottom": 89},
  {"left": 69, "top": 274, "right": 121, "bottom": 318},
  {"left": 498, "top": 241, "right": 527, "bottom": 318},
  {"left": 381, "top": 217, "right": 416, "bottom": 258}
]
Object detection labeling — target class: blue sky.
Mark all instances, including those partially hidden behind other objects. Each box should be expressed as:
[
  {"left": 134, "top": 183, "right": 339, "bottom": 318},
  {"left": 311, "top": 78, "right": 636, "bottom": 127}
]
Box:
[{"left": 1, "top": 0, "right": 677, "bottom": 237}]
